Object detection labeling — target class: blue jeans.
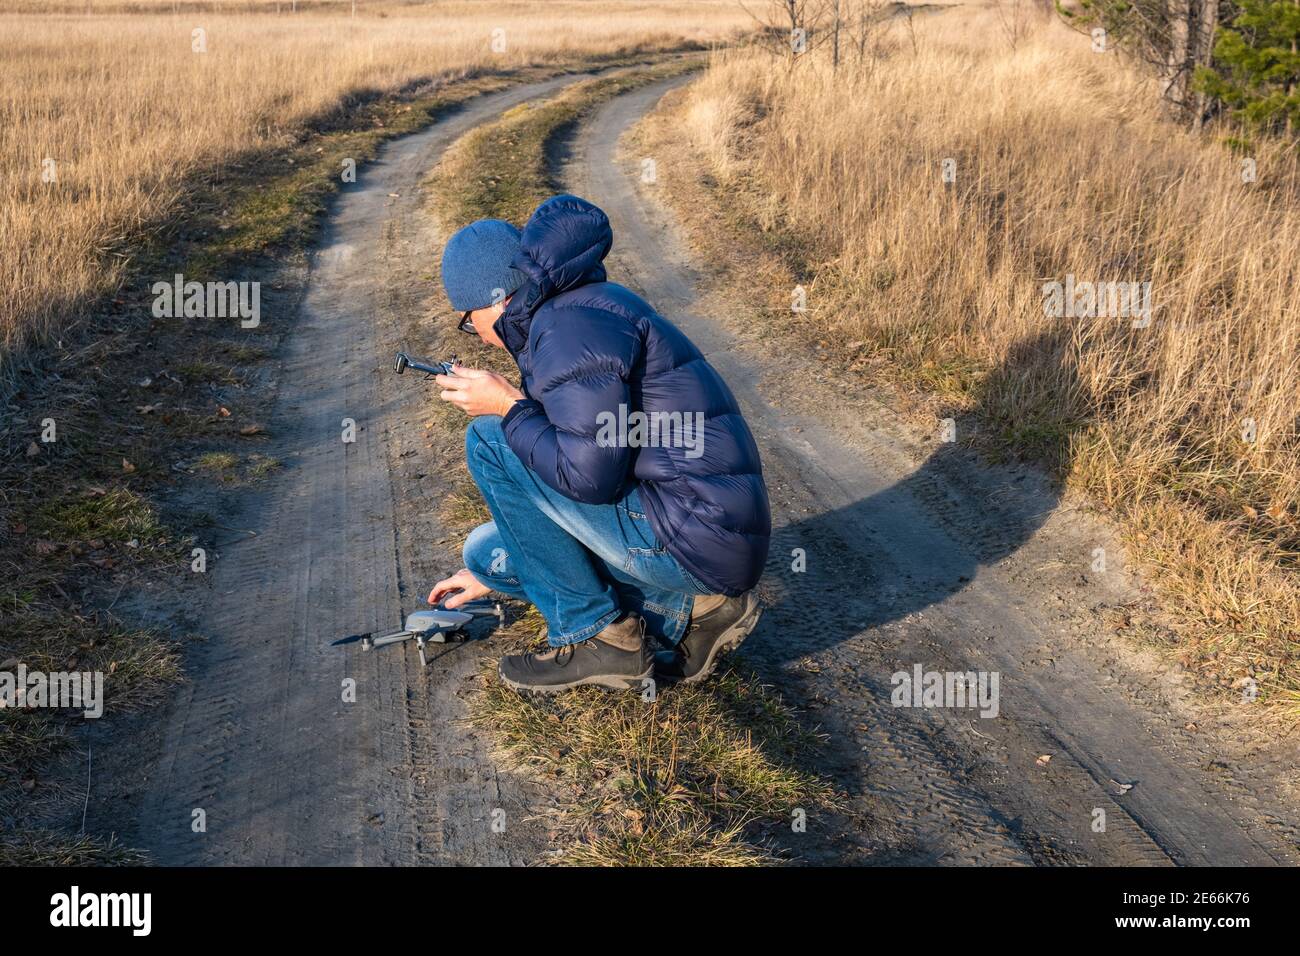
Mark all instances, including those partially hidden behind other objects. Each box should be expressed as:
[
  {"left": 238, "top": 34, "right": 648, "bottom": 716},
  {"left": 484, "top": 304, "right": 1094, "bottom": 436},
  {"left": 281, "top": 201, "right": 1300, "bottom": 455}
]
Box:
[{"left": 463, "top": 415, "right": 711, "bottom": 648}]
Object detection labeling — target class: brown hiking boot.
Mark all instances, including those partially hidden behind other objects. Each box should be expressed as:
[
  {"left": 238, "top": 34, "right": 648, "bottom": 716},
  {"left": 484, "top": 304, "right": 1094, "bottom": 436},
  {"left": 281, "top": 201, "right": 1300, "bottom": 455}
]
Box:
[
  {"left": 497, "top": 614, "right": 652, "bottom": 695},
  {"left": 654, "top": 591, "right": 762, "bottom": 684}
]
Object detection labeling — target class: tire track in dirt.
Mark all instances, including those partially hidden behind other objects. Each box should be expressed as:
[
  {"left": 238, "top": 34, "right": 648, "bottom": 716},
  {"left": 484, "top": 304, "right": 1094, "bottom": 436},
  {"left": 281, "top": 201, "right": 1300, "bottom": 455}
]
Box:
[
  {"left": 129, "top": 73, "right": 595, "bottom": 865},
  {"left": 560, "top": 75, "right": 1300, "bottom": 866}
]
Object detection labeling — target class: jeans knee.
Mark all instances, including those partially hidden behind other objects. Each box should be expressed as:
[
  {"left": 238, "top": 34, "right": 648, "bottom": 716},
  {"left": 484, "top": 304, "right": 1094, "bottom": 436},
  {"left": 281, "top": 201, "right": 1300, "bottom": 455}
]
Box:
[
  {"left": 466, "top": 415, "right": 519, "bottom": 492},
  {"left": 465, "top": 414, "right": 506, "bottom": 460},
  {"left": 464, "top": 521, "right": 514, "bottom": 583}
]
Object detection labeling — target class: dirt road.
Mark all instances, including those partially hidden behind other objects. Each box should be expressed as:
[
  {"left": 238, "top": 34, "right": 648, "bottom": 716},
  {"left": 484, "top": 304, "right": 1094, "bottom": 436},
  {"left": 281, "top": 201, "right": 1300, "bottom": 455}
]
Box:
[
  {"left": 118, "top": 74, "right": 603, "bottom": 865},
  {"left": 558, "top": 75, "right": 1300, "bottom": 865},
  {"left": 107, "top": 68, "right": 1300, "bottom": 867}
]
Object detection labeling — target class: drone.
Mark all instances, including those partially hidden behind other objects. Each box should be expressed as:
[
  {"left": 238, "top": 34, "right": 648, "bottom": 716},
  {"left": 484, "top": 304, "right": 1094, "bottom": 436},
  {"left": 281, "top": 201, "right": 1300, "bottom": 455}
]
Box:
[{"left": 332, "top": 599, "right": 505, "bottom": 666}]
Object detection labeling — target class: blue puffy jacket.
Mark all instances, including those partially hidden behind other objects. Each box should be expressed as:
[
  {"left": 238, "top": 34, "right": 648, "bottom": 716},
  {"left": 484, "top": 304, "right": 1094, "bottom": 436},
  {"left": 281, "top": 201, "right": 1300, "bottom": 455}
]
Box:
[{"left": 496, "top": 195, "right": 770, "bottom": 596}]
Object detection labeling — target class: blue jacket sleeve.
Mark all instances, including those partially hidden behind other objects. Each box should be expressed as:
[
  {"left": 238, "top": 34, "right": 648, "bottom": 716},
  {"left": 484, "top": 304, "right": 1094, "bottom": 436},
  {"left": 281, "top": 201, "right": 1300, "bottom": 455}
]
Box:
[{"left": 501, "top": 307, "right": 640, "bottom": 504}]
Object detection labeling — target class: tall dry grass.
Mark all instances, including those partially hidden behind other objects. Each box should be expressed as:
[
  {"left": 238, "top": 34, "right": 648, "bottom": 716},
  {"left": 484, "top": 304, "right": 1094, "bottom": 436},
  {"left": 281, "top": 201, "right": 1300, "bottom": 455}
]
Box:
[
  {"left": 0, "top": 0, "right": 746, "bottom": 367},
  {"left": 681, "top": 7, "right": 1300, "bottom": 707}
]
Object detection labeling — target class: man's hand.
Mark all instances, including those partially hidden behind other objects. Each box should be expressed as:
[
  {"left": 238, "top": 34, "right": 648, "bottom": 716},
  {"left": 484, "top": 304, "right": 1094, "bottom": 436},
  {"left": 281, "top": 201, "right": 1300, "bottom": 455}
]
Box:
[
  {"left": 428, "top": 568, "right": 491, "bottom": 609},
  {"left": 435, "top": 365, "right": 524, "bottom": 418}
]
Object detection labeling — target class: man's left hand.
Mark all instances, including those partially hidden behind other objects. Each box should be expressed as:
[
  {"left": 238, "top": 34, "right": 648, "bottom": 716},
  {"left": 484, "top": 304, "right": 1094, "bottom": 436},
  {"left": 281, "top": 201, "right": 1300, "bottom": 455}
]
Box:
[{"left": 435, "top": 365, "right": 524, "bottom": 417}]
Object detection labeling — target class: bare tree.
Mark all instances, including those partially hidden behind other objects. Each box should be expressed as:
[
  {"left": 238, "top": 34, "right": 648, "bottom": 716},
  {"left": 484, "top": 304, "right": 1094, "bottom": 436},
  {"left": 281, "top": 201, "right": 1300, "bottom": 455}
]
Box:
[
  {"left": 1191, "top": 0, "right": 1220, "bottom": 128},
  {"left": 831, "top": 0, "right": 842, "bottom": 70},
  {"left": 841, "top": 0, "right": 904, "bottom": 63},
  {"left": 995, "top": 0, "right": 1035, "bottom": 49},
  {"left": 1056, "top": 0, "right": 1222, "bottom": 122},
  {"left": 739, "top": 0, "right": 824, "bottom": 64},
  {"left": 1165, "top": 0, "right": 1192, "bottom": 106}
]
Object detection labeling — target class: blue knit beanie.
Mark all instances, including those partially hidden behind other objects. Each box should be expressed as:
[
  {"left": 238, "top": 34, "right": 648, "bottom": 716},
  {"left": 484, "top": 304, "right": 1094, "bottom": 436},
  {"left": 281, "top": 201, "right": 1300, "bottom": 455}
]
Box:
[{"left": 440, "top": 219, "right": 526, "bottom": 312}]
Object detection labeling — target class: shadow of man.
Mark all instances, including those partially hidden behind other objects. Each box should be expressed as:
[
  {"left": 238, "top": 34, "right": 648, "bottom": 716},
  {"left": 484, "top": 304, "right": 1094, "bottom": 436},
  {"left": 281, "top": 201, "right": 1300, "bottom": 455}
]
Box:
[{"left": 733, "top": 324, "right": 1091, "bottom": 862}]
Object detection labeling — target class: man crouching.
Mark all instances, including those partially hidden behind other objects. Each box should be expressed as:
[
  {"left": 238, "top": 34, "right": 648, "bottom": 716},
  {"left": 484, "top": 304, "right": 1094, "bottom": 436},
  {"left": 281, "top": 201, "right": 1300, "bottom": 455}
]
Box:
[{"left": 427, "top": 195, "right": 769, "bottom": 695}]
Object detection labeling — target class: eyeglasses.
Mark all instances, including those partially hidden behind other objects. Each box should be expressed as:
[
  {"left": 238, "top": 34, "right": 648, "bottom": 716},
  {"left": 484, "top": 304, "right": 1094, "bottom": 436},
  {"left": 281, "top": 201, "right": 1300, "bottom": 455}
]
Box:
[{"left": 457, "top": 311, "right": 477, "bottom": 335}]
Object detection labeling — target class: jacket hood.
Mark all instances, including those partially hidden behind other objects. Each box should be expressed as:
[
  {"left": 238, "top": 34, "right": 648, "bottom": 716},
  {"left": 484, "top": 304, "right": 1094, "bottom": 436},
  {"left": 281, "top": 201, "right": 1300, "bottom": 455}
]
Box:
[{"left": 496, "top": 195, "right": 612, "bottom": 355}]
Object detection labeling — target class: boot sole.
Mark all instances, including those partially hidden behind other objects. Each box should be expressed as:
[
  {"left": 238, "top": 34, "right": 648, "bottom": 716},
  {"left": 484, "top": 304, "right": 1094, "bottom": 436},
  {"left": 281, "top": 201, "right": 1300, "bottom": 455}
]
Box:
[
  {"left": 676, "top": 594, "right": 763, "bottom": 685},
  {"left": 498, "top": 663, "right": 654, "bottom": 697}
]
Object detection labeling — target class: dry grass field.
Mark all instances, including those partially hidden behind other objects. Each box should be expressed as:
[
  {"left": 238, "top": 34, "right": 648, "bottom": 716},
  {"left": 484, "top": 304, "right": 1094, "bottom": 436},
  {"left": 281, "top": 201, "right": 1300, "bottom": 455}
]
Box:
[
  {"left": 675, "top": 6, "right": 1299, "bottom": 711},
  {"left": 0, "top": 0, "right": 747, "bottom": 370}
]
